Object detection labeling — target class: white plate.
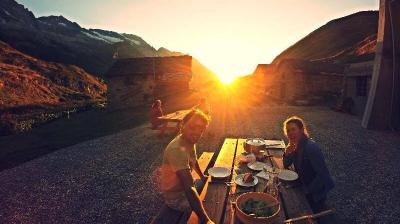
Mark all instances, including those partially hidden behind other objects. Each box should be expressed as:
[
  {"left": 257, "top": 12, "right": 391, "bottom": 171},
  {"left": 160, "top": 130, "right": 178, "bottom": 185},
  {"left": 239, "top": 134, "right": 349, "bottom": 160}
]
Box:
[
  {"left": 235, "top": 174, "right": 259, "bottom": 187},
  {"left": 247, "top": 161, "right": 267, "bottom": 171},
  {"left": 208, "top": 167, "right": 230, "bottom": 178},
  {"left": 245, "top": 138, "right": 266, "bottom": 146},
  {"left": 255, "top": 171, "right": 270, "bottom": 180},
  {"left": 278, "top": 169, "right": 299, "bottom": 181}
]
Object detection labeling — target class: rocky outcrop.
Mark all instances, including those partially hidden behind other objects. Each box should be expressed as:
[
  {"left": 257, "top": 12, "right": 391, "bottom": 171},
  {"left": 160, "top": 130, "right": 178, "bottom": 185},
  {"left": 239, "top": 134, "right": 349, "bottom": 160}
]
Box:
[
  {"left": 0, "top": 41, "right": 107, "bottom": 134},
  {"left": 0, "top": 40, "right": 107, "bottom": 107}
]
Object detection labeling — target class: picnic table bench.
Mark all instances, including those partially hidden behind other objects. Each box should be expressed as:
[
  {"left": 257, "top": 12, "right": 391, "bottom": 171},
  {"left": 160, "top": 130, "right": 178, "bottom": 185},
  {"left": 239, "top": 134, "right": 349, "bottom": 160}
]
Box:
[
  {"left": 152, "top": 138, "right": 334, "bottom": 224},
  {"left": 189, "top": 138, "right": 329, "bottom": 224},
  {"left": 156, "top": 109, "right": 192, "bottom": 137}
]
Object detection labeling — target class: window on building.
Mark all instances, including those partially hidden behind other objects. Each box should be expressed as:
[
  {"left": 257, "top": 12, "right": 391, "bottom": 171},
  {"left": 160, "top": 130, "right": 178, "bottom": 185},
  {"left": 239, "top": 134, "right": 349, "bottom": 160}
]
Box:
[{"left": 356, "top": 76, "right": 368, "bottom": 97}]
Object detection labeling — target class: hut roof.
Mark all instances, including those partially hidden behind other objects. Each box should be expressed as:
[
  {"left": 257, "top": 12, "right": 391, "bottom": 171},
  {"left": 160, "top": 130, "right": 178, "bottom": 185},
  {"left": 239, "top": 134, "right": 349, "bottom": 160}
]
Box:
[
  {"left": 253, "top": 64, "right": 270, "bottom": 75},
  {"left": 106, "top": 55, "right": 192, "bottom": 78},
  {"left": 277, "top": 59, "right": 345, "bottom": 76}
]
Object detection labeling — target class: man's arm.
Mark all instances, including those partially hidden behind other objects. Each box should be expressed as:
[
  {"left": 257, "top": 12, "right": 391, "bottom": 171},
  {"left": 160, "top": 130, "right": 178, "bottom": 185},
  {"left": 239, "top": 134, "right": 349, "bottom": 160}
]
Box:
[
  {"left": 176, "top": 169, "right": 213, "bottom": 224},
  {"left": 191, "top": 160, "right": 207, "bottom": 181}
]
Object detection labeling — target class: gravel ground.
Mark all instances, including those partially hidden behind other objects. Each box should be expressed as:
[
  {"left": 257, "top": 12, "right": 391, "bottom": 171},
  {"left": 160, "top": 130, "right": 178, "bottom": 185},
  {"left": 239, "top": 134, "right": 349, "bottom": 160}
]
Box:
[{"left": 1, "top": 104, "right": 399, "bottom": 224}]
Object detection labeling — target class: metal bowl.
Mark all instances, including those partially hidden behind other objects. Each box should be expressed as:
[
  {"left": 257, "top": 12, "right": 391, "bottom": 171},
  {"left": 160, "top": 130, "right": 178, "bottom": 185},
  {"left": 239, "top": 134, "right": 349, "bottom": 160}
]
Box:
[{"left": 244, "top": 138, "right": 265, "bottom": 154}]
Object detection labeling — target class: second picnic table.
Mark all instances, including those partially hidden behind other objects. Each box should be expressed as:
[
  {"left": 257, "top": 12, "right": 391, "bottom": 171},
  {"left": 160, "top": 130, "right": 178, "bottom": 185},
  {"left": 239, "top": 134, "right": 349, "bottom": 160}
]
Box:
[
  {"left": 187, "top": 138, "right": 315, "bottom": 224},
  {"left": 157, "top": 109, "right": 192, "bottom": 136}
]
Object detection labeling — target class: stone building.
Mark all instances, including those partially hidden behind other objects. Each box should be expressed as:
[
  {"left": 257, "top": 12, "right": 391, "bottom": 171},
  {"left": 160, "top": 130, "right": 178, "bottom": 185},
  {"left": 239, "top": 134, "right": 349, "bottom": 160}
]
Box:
[
  {"left": 263, "top": 59, "right": 345, "bottom": 103},
  {"left": 106, "top": 55, "right": 192, "bottom": 110},
  {"left": 253, "top": 64, "right": 271, "bottom": 80},
  {"left": 251, "top": 64, "right": 275, "bottom": 94},
  {"left": 342, "top": 61, "right": 374, "bottom": 115}
]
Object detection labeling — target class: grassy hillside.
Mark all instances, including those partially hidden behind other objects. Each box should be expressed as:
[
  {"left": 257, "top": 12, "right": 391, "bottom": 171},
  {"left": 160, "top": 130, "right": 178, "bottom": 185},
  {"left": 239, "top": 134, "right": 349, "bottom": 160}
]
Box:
[{"left": 0, "top": 41, "right": 107, "bottom": 134}]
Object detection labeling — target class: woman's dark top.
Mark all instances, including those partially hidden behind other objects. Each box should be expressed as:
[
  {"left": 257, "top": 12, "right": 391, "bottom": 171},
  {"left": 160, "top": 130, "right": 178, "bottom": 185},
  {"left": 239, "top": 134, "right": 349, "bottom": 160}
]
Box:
[{"left": 283, "top": 137, "right": 334, "bottom": 202}]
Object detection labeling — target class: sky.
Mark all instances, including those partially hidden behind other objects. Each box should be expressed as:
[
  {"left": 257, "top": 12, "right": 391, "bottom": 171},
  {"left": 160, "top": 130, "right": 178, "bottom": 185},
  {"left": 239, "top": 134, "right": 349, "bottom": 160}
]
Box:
[{"left": 17, "top": 0, "right": 378, "bottom": 82}]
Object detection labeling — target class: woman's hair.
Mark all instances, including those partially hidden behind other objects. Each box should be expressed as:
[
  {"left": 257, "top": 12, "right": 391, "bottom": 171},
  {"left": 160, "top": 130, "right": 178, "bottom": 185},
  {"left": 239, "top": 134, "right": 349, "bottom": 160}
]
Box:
[{"left": 283, "top": 116, "right": 310, "bottom": 138}]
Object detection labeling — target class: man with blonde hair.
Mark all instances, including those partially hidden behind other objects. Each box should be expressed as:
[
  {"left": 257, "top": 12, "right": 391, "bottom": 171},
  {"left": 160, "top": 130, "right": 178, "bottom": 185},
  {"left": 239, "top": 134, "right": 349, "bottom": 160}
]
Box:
[{"left": 160, "top": 110, "right": 214, "bottom": 224}]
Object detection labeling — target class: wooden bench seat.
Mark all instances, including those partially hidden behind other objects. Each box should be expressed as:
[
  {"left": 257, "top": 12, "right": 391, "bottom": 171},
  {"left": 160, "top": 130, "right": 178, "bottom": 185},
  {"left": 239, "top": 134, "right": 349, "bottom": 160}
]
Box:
[
  {"left": 187, "top": 139, "right": 239, "bottom": 224},
  {"left": 150, "top": 152, "right": 215, "bottom": 224}
]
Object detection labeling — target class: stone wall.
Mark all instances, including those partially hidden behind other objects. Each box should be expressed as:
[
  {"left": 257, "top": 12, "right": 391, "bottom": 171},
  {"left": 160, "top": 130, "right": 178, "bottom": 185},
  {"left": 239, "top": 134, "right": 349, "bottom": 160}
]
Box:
[
  {"left": 345, "top": 77, "right": 371, "bottom": 115},
  {"left": 107, "top": 74, "right": 154, "bottom": 110},
  {"left": 106, "top": 56, "right": 192, "bottom": 110},
  {"left": 263, "top": 59, "right": 345, "bottom": 102},
  {"left": 343, "top": 61, "right": 374, "bottom": 116},
  {"left": 266, "top": 70, "right": 343, "bottom": 102}
]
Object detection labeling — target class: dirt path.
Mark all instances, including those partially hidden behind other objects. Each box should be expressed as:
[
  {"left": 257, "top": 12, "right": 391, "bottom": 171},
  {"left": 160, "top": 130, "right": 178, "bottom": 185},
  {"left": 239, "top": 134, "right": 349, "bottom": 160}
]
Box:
[{"left": 1, "top": 104, "right": 399, "bottom": 223}]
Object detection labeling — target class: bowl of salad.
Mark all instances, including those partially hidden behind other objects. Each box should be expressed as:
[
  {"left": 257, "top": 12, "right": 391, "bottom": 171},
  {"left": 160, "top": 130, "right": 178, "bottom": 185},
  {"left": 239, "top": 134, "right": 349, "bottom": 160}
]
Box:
[{"left": 235, "top": 192, "right": 280, "bottom": 224}]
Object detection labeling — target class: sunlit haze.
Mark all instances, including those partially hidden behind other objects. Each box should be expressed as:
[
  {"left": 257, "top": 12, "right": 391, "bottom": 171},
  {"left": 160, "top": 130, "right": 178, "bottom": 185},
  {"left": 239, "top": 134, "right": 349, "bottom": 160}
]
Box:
[{"left": 18, "top": 0, "right": 378, "bottom": 81}]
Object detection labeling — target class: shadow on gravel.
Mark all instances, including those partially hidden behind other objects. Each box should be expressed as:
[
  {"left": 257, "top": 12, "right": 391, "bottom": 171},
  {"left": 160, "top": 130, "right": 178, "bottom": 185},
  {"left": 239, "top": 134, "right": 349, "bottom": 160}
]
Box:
[{"left": 0, "top": 107, "right": 148, "bottom": 172}]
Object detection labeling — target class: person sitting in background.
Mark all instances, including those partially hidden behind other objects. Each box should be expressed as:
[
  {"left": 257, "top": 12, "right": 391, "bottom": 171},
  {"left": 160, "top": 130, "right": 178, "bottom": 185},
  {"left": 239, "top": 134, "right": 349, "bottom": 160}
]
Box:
[
  {"left": 193, "top": 98, "right": 210, "bottom": 115},
  {"left": 282, "top": 116, "right": 334, "bottom": 213},
  {"left": 150, "top": 99, "right": 163, "bottom": 129},
  {"left": 160, "top": 110, "right": 214, "bottom": 224}
]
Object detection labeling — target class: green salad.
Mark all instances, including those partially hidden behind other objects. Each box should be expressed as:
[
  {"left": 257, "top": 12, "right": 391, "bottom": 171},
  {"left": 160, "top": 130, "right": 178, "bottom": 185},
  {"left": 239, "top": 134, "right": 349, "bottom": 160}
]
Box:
[{"left": 240, "top": 198, "right": 275, "bottom": 217}]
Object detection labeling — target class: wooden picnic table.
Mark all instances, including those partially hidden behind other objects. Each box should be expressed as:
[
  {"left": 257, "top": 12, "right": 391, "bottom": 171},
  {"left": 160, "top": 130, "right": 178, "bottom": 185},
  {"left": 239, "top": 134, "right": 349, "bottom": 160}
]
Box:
[
  {"left": 187, "top": 138, "right": 317, "bottom": 224},
  {"left": 157, "top": 109, "right": 192, "bottom": 136}
]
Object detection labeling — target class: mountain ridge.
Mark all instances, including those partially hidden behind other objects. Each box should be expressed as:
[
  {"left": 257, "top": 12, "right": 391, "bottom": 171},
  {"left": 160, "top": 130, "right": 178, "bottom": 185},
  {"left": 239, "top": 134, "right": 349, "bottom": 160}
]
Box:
[
  {"left": 1, "top": 0, "right": 218, "bottom": 84},
  {"left": 0, "top": 0, "right": 164, "bottom": 75},
  {"left": 272, "top": 10, "right": 379, "bottom": 64}
]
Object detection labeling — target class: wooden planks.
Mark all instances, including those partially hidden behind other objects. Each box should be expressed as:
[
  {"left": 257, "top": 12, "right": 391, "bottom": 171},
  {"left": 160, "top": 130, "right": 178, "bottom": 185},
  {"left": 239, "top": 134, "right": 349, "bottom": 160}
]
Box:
[
  {"left": 181, "top": 138, "right": 315, "bottom": 224},
  {"left": 192, "top": 152, "right": 214, "bottom": 180},
  {"left": 228, "top": 139, "right": 284, "bottom": 224},
  {"left": 214, "top": 139, "right": 238, "bottom": 168},
  {"left": 187, "top": 138, "right": 238, "bottom": 224},
  {"left": 158, "top": 109, "right": 191, "bottom": 122},
  {"left": 223, "top": 138, "right": 246, "bottom": 224}
]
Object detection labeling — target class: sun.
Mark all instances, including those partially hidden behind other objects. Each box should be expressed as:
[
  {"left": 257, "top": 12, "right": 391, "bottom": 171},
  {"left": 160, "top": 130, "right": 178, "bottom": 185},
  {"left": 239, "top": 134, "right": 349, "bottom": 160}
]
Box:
[{"left": 218, "top": 74, "right": 236, "bottom": 85}]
